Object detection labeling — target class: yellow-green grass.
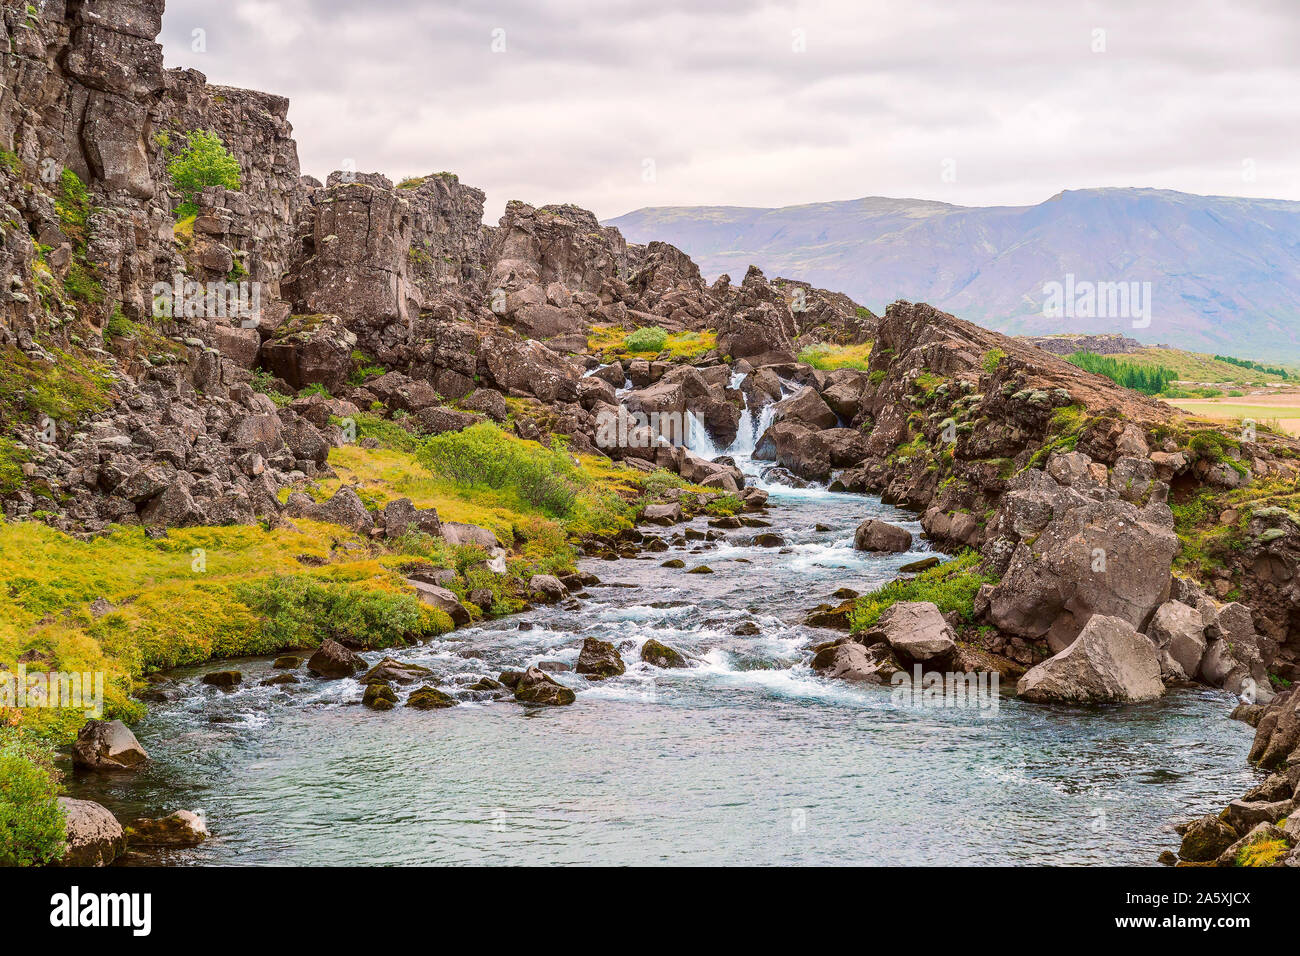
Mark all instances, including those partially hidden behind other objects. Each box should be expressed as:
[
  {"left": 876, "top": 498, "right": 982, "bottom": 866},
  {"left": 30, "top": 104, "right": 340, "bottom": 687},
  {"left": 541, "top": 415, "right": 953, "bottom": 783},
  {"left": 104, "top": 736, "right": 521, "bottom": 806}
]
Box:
[
  {"left": 0, "top": 516, "right": 443, "bottom": 739},
  {"left": 1163, "top": 401, "right": 1300, "bottom": 437},
  {"left": 1114, "top": 347, "right": 1294, "bottom": 385},
  {"left": 798, "top": 341, "right": 873, "bottom": 371},
  {"left": 586, "top": 325, "right": 716, "bottom": 362}
]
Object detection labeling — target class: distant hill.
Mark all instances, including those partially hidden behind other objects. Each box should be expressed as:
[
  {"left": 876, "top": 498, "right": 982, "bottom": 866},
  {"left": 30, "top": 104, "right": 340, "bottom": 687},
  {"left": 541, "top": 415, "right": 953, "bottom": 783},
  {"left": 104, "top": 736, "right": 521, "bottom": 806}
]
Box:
[{"left": 606, "top": 188, "right": 1300, "bottom": 360}]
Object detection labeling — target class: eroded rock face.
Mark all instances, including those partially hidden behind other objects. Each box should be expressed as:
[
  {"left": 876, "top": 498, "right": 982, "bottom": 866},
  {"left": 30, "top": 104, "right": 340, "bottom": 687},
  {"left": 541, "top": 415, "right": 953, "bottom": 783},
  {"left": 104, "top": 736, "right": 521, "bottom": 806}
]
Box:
[
  {"left": 716, "top": 266, "right": 798, "bottom": 366},
  {"left": 1147, "top": 600, "right": 1207, "bottom": 680},
  {"left": 811, "top": 640, "right": 902, "bottom": 684},
  {"left": 1016, "top": 615, "right": 1164, "bottom": 704},
  {"left": 986, "top": 496, "right": 1178, "bottom": 653}
]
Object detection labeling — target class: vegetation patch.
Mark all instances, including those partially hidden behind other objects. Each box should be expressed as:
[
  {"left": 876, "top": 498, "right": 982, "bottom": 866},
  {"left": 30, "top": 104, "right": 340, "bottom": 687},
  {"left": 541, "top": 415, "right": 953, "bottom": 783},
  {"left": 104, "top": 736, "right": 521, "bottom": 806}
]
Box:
[
  {"left": 798, "top": 342, "right": 873, "bottom": 371},
  {"left": 167, "top": 130, "right": 242, "bottom": 219},
  {"left": 849, "top": 551, "right": 997, "bottom": 632},
  {"left": 1067, "top": 350, "right": 1175, "bottom": 395}
]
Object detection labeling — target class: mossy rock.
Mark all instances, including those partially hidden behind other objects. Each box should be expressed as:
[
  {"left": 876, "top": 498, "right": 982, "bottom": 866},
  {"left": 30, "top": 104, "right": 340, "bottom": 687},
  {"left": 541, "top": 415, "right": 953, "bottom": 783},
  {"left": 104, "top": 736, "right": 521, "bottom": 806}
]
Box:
[
  {"left": 201, "top": 670, "right": 242, "bottom": 689},
  {"left": 272, "top": 656, "right": 302, "bottom": 670},
  {"left": 661, "top": 559, "right": 685, "bottom": 568},
  {"left": 686, "top": 565, "right": 713, "bottom": 574},
  {"left": 641, "top": 638, "right": 687, "bottom": 669},
  {"left": 363, "top": 682, "right": 399, "bottom": 710},
  {"left": 407, "top": 686, "right": 457, "bottom": 709},
  {"left": 1178, "top": 815, "right": 1238, "bottom": 862}
]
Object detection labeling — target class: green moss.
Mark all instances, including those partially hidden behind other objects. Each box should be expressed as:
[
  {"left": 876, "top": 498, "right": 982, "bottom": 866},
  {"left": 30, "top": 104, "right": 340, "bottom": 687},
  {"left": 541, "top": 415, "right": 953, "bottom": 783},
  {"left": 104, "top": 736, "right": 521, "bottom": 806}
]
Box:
[
  {"left": 981, "top": 348, "right": 1007, "bottom": 374},
  {"left": 624, "top": 326, "right": 669, "bottom": 353},
  {"left": 1235, "top": 837, "right": 1288, "bottom": 867},
  {"left": 0, "top": 347, "right": 113, "bottom": 425}
]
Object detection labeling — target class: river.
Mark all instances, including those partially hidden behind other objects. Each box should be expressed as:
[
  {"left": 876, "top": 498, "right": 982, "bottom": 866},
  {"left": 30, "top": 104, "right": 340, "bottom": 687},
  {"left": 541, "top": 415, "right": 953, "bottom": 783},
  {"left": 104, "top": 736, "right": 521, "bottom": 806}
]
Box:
[{"left": 65, "top": 396, "right": 1259, "bottom": 865}]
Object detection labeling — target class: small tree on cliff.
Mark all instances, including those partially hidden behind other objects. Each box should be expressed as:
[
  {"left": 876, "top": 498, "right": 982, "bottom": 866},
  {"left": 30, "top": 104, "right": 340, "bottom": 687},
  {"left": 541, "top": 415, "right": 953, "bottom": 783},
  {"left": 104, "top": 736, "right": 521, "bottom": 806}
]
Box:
[{"left": 167, "top": 130, "right": 242, "bottom": 219}]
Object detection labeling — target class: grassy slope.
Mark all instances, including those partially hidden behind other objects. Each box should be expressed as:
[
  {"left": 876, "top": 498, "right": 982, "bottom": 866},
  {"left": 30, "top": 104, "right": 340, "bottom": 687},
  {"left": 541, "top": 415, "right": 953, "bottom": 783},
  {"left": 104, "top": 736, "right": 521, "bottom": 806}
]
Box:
[
  {"left": 0, "top": 427, "right": 648, "bottom": 741},
  {"left": 1123, "top": 347, "right": 1295, "bottom": 385}
]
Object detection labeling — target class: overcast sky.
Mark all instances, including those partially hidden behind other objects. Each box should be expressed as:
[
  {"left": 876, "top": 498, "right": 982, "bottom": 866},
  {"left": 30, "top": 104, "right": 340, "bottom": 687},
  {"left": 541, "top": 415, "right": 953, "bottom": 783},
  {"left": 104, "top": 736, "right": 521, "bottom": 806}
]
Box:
[{"left": 159, "top": 0, "right": 1300, "bottom": 221}]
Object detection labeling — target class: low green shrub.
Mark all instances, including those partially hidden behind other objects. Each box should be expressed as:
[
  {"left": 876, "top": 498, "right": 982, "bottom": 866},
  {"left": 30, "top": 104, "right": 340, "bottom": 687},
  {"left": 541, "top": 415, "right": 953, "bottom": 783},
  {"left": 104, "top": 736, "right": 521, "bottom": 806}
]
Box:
[
  {"left": 849, "top": 551, "right": 996, "bottom": 632},
  {"left": 624, "top": 326, "right": 668, "bottom": 353},
  {"left": 0, "top": 729, "right": 65, "bottom": 867}
]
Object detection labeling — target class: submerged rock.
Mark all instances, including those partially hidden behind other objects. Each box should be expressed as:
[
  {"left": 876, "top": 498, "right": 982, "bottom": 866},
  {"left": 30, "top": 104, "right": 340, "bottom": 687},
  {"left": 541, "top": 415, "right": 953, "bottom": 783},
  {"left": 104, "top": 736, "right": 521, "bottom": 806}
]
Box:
[
  {"left": 125, "top": 810, "right": 210, "bottom": 848},
  {"left": 1016, "top": 615, "right": 1164, "bottom": 704},
  {"left": 407, "top": 686, "right": 457, "bottom": 709}
]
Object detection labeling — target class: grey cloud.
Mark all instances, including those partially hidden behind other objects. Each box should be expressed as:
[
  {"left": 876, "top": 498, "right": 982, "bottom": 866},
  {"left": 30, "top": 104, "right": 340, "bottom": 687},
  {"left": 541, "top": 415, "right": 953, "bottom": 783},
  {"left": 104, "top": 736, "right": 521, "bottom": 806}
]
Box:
[{"left": 159, "top": 0, "right": 1300, "bottom": 222}]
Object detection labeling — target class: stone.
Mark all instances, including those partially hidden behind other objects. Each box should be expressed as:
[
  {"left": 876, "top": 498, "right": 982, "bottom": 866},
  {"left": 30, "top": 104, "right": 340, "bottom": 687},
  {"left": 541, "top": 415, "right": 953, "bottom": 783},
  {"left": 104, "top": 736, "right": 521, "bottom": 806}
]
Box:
[
  {"left": 55, "top": 798, "right": 126, "bottom": 867},
  {"left": 125, "top": 810, "right": 209, "bottom": 848},
  {"left": 405, "top": 579, "right": 470, "bottom": 627},
  {"left": 641, "top": 638, "right": 688, "bottom": 668},
  {"left": 1016, "top": 615, "right": 1164, "bottom": 704},
  {"left": 575, "top": 637, "right": 625, "bottom": 679},
  {"left": 407, "top": 686, "right": 457, "bottom": 709},
  {"left": 513, "top": 666, "right": 576, "bottom": 705},
  {"left": 853, "top": 519, "right": 912, "bottom": 552},
  {"left": 642, "top": 502, "right": 683, "bottom": 525},
  {"left": 1177, "top": 815, "right": 1239, "bottom": 862},
  {"left": 867, "top": 601, "right": 956, "bottom": 663},
  {"left": 306, "top": 639, "right": 365, "bottom": 679},
  {"left": 1146, "top": 600, "right": 1207, "bottom": 680},
  {"left": 363, "top": 657, "right": 434, "bottom": 685},
  {"left": 201, "top": 670, "right": 242, "bottom": 689},
  {"left": 528, "top": 574, "right": 567, "bottom": 603},
  {"left": 71, "top": 719, "right": 148, "bottom": 771},
  {"left": 811, "top": 641, "right": 902, "bottom": 684},
  {"left": 363, "top": 682, "right": 399, "bottom": 710}
]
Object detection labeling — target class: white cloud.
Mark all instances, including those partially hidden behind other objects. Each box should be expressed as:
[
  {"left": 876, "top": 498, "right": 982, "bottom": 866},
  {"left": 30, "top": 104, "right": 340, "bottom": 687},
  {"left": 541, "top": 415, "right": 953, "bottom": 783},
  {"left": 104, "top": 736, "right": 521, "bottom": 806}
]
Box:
[{"left": 159, "top": 0, "right": 1300, "bottom": 221}]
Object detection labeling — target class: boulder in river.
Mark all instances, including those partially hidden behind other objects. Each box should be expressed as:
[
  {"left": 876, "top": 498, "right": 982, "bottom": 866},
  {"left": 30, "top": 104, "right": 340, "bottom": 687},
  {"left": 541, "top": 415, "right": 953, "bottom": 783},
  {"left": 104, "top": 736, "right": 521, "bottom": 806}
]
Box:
[
  {"left": 125, "top": 810, "right": 209, "bottom": 848},
  {"left": 853, "top": 519, "right": 912, "bottom": 553},
  {"left": 528, "top": 574, "right": 568, "bottom": 603},
  {"left": 201, "top": 670, "right": 242, "bottom": 689},
  {"left": 307, "top": 639, "right": 366, "bottom": 679},
  {"left": 272, "top": 656, "right": 301, "bottom": 669},
  {"left": 1016, "top": 615, "right": 1164, "bottom": 704},
  {"left": 865, "top": 601, "right": 956, "bottom": 664},
  {"left": 363, "top": 657, "right": 434, "bottom": 685},
  {"left": 1177, "top": 815, "right": 1239, "bottom": 862},
  {"left": 363, "top": 682, "right": 399, "bottom": 710},
  {"left": 514, "top": 666, "right": 576, "bottom": 705},
  {"left": 811, "top": 640, "right": 903, "bottom": 683},
  {"left": 575, "top": 637, "right": 625, "bottom": 679},
  {"left": 71, "top": 719, "right": 148, "bottom": 771},
  {"left": 641, "top": 638, "right": 688, "bottom": 668},
  {"left": 407, "top": 686, "right": 457, "bottom": 709},
  {"left": 55, "top": 797, "right": 126, "bottom": 866}
]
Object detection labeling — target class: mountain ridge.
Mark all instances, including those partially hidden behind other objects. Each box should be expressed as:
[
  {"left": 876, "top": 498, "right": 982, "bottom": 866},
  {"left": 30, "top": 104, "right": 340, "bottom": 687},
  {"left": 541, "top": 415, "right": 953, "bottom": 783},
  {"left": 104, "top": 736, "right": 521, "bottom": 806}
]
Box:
[{"left": 606, "top": 187, "right": 1300, "bottom": 360}]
